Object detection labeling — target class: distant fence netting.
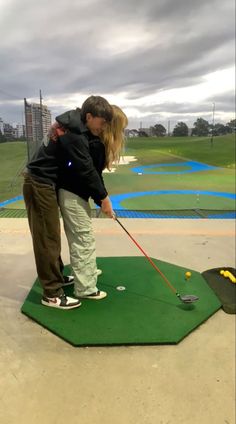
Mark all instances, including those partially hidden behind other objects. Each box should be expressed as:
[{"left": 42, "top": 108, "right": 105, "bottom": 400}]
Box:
[{"left": 0, "top": 208, "right": 235, "bottom": 219}]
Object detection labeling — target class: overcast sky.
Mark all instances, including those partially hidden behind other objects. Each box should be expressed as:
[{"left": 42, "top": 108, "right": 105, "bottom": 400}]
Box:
[{"left": 0, "top": 0, "right": 235, "bottom": 129}]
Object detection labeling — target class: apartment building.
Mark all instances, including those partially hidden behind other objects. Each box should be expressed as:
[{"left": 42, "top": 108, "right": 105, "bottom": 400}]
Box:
[{"left": 24, "top": 98, "right": 51, "bottom": 158}]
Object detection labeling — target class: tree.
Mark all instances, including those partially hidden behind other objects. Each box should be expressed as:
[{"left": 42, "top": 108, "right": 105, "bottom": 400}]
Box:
[
  {"left": 226, "top": 119, "right": 236, "bottom": 133},
  {"left": 0, "top": 130, "right": 6, "bottom": 143},
  {"left": 150, "top": 124, "right": 166, "bottom": 137},
  {"left": 212, "top": 123, "right": 228, "bottom": 136},
  {"left": 172, "top": 122, "right": 189, "bottom": 137},
  {"left": 192, "top": 118, "right": 210, "bottom": 136},
  {"left": 138, "top": 130, "right": 149, "bottom": 137}
]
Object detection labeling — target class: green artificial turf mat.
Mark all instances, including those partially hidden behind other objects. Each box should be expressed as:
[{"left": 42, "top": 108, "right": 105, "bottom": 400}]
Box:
[
  {"left": 21, "top": 257, "right": 221, "bottom": 346},
  {"left": 202, "top": 267, "right": 236, "bottom": 314}
]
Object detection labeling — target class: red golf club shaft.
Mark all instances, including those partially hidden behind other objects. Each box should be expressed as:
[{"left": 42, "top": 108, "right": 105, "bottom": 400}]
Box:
[{"left": 115, "top": 217, "right": 177, "bottom": 294}]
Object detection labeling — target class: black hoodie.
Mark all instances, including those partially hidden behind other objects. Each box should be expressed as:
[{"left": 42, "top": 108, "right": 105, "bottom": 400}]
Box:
[{"left": 26, "top": 109, "right": 108, "bottom": 205}]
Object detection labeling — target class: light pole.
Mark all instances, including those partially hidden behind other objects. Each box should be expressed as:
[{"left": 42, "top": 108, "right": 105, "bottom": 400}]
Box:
[{"left": 210, "top": 102, "right": 215, "bottom": 147}]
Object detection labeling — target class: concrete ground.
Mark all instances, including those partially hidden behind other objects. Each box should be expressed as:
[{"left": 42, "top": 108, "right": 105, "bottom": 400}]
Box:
[{"left": 0, "top": 218, "right": 235, "bottom": 424}]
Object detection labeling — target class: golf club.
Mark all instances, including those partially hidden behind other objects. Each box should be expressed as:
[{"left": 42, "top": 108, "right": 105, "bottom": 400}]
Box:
[{"left": 115, "top": 217, "right": 199, "bottom": 304}]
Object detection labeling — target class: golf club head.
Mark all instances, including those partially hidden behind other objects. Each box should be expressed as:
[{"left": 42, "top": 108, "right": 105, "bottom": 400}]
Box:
[{"left": 177, "top": 294, "right": 199, "bottom": 304}]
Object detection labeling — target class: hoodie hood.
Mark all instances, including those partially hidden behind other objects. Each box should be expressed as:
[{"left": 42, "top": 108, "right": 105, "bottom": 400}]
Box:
[{"left": 56, "top": 108, "right": 88, "bottom": 135}]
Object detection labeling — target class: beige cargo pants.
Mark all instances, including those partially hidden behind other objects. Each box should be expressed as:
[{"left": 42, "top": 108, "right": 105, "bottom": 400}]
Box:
[{"left": 59, "top": 189, "right": 98, "bottom": 297}]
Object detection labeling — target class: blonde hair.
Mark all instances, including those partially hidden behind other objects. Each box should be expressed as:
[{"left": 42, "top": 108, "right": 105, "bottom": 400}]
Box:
[{"left": 102, "top": 105, "right": 128, "bottom": 170}]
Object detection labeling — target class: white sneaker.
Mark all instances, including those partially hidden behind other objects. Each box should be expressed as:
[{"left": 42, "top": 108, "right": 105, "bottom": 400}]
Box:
[
  {"left": 80, "top": 290, "right": 107, "bottom": 300},
  {"left": 41, "top": 293, "right": 81, "bottom": 309}
]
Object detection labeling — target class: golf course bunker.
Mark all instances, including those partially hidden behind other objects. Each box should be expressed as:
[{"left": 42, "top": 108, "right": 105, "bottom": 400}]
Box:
[
  {"left": 103, "top": 155, "right": 137, "bottom": 173},
  {"left": 21, "top": 257, "right": 221, "bottom": 346}
]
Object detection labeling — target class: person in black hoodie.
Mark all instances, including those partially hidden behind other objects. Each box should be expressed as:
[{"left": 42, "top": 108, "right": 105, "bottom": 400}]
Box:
[
  {"left": 23, "top": 96, "right": 113, "bottom": 310},
  {"left": 58, "top": 105, "right": 128, "bottom": 300}
]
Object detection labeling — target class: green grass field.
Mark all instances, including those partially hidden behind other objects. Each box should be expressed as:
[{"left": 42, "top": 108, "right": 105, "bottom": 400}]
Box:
[
  {"left": 0, "top": 142, "right": 27, "bottom": 204},
  {"left": 124, "top": 134, "right": 235, "bottom": 168},
  {"left": 103, "top": 135, "right": 235, "bottom": 211},
  {"left": 0, "top": 135, "right": 235, "bottom": 211}
]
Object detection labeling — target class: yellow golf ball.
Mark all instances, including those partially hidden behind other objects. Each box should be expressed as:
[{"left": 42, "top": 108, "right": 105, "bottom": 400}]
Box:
[{"left": 185, "top": 271, "right": 191, "bottom": 279}]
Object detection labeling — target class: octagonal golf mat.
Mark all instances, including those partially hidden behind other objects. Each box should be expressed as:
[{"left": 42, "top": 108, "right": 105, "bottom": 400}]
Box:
[{"left": 21, "top": 257, "right": 221, "bottom": 346}]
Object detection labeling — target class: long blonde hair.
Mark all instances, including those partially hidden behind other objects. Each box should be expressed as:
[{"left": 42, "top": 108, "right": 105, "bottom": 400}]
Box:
[{"left": 102, "top": 105, "right": 128, "bottom": 170}]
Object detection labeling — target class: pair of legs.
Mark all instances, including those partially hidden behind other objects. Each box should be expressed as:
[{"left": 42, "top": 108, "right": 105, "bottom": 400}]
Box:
[
  {"left": 23, "top": 173, "right": 80, "bottom": 309},
  {"left": 59, "top": 189, "right": 105, "bottom": 298}
]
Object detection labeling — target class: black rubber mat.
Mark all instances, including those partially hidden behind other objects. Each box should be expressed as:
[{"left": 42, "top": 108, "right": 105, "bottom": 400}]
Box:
[{"left": 202, "top": 267, "right": 236, "bottom": 314}]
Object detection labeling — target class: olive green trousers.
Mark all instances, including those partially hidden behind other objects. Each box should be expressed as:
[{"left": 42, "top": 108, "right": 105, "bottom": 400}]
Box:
[{"left": 23, "top": 173, "right": 64, "bottom": 297}]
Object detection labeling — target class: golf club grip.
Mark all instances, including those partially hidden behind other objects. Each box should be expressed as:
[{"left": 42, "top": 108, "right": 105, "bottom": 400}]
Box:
[{"left": 115, "top": 218, "right": 177, "bottom": 294}]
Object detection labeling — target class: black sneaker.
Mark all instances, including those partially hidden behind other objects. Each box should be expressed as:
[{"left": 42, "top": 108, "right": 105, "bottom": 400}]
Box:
[
  {"left": 63, "top": 275, "right": 74, "bottom": 286},
  {"left": 41, "top": 293, "right": 81, "bottom": 310}
]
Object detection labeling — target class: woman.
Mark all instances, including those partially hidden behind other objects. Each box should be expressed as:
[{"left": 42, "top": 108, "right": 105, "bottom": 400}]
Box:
[{"left": 58, "top": 105, "right": 128, "bottom": 300}]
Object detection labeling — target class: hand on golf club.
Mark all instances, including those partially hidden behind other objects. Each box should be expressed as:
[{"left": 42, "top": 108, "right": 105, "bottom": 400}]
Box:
[{"left": 100, "top": 196, "right": 115, "bottom": 218}]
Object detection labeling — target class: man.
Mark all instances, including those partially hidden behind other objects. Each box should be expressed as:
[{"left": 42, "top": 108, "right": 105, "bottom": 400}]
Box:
[{"left": 23, "top": 96, "right": 113, "bottom": 310}]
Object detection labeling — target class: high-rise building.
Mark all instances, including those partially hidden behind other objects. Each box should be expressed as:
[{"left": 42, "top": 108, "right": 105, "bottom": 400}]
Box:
[
  {"left": 24, "top": 98, "right": 52, "bottom": 159},
  {"left": 3, "top": 123, "right": 15, "bottom": 140},
  {"left": 16, "top": 123, "right": 26, "bottom": 138}
]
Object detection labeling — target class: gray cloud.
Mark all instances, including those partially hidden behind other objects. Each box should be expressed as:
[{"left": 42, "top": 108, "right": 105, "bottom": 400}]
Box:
[
  {"left": 131, "top": 91, "right": 235, "bottom": 115},
  {"left": 0, "top": 0, "right": 235, "bottom": 125}
]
